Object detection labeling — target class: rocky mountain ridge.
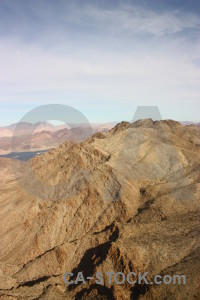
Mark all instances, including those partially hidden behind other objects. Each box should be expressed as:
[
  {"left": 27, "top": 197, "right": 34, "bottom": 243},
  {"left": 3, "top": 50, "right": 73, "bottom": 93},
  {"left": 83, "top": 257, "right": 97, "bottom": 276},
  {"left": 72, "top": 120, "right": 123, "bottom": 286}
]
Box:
[{"left": 0, "top": 119, "right": 199, "bottom": 299}]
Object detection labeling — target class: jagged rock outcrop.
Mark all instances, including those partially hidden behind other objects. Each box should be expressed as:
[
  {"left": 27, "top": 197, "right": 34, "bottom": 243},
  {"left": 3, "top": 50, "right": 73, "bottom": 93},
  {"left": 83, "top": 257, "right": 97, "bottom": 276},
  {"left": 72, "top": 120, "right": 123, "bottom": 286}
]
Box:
[{"left": 0, "top": 119, "right": 199, "bottom": 299}]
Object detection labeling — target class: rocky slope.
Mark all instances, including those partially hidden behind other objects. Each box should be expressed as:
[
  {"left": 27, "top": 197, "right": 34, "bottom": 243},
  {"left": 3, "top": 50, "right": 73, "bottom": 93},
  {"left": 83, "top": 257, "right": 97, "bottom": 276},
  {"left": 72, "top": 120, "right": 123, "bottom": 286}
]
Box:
[{"left": 0, "top": 119, "right": 199, "bottom": 299}]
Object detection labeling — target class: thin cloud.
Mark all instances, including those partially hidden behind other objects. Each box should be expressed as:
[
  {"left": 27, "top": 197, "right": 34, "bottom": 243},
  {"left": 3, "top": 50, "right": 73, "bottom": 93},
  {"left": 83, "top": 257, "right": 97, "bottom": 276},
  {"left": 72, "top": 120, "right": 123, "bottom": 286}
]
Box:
[
  {"left": 81, "top": 5, "right": 200, "bottom": 37},
  {"left": 0, "top": 1, "right": 199, "bottom": 123},
  {"left": 1, "top": 1, "right": 199, "bottom": 40}
]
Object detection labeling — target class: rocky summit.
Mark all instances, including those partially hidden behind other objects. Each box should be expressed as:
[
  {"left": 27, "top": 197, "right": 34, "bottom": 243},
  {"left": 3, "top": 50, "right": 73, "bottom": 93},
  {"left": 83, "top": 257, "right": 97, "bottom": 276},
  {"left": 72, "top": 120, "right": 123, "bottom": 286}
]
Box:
[{"left": 0, "top": 119, "right": 199, "bottom": 299}]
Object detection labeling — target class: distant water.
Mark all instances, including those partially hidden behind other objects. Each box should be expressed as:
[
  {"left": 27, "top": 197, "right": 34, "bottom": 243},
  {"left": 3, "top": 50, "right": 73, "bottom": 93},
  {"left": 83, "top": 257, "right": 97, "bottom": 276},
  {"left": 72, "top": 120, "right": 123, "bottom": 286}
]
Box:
[{"left": 0, "top": 150, "right": 48, "bottom": 161}]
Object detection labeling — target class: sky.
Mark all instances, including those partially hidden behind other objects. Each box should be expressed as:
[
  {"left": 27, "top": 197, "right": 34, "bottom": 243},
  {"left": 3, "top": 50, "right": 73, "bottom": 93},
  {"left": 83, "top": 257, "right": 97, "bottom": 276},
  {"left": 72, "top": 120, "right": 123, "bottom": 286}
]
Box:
[{"left": 0, "top": 0, "right": 200, "bottom": 126}]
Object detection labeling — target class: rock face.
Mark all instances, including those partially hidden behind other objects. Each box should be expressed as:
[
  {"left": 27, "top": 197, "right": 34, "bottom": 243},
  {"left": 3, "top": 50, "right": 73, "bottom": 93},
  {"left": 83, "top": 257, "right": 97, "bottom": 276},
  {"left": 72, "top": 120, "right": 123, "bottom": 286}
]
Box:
[{"left": 0, "top": 119, "right": 199, "bottom": 299}]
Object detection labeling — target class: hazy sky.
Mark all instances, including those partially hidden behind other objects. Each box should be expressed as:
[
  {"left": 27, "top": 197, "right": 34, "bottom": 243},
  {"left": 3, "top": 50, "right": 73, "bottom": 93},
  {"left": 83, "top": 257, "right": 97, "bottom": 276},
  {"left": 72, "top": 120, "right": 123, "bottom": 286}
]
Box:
[{"left": 0, "top": 0, "right": 200, "bottom": 125}]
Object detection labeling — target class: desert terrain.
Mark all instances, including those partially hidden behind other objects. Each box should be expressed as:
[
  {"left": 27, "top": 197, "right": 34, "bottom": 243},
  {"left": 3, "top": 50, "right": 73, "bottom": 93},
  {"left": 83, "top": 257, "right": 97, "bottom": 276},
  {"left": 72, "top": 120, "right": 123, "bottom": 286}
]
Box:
[{"left": 0, "top": 119, "right": 199, "bottom": 299}]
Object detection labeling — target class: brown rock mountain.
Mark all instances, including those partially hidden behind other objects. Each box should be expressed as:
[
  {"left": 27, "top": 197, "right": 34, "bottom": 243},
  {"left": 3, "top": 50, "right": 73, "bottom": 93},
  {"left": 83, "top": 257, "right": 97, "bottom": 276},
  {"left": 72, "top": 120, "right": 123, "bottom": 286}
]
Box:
[{"left": 0, "top": 119, "right": 199, "bottom": 299}]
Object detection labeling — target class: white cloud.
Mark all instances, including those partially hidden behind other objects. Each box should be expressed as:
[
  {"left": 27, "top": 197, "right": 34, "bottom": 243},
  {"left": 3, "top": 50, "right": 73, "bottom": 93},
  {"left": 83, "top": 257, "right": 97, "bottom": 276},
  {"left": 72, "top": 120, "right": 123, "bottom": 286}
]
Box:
[
  {"left": 0, "top": 37, "right": 200, "bottom": 97},
  {"left": 0, "top": 2, "right": 199, "bottom": 122},
  {"left": 65, "top": 4, "right": 200, "bottom": 37},
  {"left": 3, "top": 2, "right": 199, "bottom": 40}
]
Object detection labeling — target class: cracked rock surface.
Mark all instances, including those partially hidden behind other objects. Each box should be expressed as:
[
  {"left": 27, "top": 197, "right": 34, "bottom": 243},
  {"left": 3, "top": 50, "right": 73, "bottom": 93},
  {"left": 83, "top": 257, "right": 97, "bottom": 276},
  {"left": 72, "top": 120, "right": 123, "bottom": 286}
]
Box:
[{"left": 0, "top": 119, "right": 199, "bottom": 299}]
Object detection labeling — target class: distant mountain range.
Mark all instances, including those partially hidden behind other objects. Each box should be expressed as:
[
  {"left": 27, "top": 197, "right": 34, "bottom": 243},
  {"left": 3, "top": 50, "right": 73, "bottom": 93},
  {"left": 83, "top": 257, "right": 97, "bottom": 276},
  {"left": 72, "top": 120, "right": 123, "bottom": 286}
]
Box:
[
  {"left": 181, "top": 121, "right": 200, "bottom": 126},
  {"left": 0, "top": 121, "right": 117, "bottom": 154},
  {"left": 0, "top": 120, "right": 199, "bottom": 155}
]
